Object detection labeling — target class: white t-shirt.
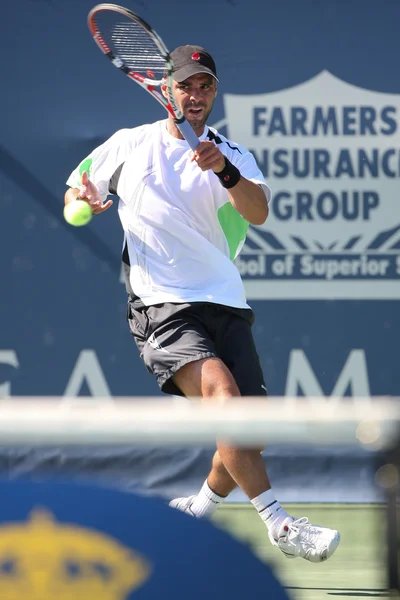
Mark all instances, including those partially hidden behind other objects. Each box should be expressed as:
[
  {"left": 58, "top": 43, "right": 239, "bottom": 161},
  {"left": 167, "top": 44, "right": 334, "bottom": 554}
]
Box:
[{"left": 66, "top": 120, "right": 271, "bottom": 309}]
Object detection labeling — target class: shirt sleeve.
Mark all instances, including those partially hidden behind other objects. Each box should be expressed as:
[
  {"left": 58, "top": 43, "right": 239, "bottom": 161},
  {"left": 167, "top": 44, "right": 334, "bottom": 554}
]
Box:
[{"left": 65, "top": 128, "right": 138, "bottom": 201}]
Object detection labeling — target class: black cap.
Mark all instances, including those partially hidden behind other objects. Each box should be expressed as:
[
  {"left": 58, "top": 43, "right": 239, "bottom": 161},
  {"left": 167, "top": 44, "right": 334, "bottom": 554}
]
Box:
[{"left": 170, "top": 45, "right": 218, "bottom": 83}]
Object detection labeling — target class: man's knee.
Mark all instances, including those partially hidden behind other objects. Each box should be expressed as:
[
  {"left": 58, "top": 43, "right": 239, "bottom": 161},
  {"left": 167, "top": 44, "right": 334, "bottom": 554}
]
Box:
[{"left": 173, "top": 356, "right": 240, "bottom": 399}]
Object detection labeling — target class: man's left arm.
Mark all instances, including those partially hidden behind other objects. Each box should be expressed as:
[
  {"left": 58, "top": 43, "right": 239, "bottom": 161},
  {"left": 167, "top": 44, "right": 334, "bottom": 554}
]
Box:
[
  {"left": 221, "top": 170, "right": 269, "bottom": 226},
  {"left": 192, "top": 141, "right": 269, "bottom": 226}
]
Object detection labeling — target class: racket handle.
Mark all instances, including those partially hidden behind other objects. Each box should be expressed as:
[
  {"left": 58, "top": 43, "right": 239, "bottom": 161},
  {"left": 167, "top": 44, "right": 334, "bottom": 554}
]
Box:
[{"left": 175, "top": 118, "right": 199, "bottom": 150}]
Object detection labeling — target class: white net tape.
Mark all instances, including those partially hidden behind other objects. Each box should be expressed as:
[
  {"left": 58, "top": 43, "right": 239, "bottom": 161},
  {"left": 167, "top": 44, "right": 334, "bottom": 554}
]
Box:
[{"left": 0, "top": 397, "right": 398, "bottom": 449}]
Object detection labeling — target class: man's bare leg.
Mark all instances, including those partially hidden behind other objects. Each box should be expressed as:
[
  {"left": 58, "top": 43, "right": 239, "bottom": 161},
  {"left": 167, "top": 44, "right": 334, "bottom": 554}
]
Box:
[
  {"left": 171, "top": 357, "right": 285, "bottom": 526},
  {"left": 169, "top": 356, "right": 341, "bottom": 563},
  {"left": 173, "top": 357, "right": 272, "bottom": 498},
  {"left": 207, "top": 450, "right": 237, "bottom": 497}
]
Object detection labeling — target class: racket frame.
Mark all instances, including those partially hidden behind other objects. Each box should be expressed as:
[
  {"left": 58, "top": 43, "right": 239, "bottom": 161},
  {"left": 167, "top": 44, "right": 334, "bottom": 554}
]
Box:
[{"left": 87, "top": 3, "right": 199, "bottom": 149}]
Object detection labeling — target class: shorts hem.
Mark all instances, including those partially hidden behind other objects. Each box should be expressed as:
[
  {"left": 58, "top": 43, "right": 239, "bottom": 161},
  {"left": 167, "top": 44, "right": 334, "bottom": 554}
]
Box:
[{"left": 157, "top": 351, "right": 217, "bottom": 390}]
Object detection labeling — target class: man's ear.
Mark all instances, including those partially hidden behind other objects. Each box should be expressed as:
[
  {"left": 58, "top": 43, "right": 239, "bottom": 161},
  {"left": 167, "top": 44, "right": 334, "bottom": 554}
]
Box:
[{"left": 161, "top": 83, "right": 169, "bottom": 100}]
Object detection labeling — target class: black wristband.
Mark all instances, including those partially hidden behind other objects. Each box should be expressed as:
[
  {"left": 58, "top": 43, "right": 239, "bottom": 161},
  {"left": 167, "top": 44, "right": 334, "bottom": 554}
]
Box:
[{"left": 214, "top": 157, "right": 241, "bottom": 189}]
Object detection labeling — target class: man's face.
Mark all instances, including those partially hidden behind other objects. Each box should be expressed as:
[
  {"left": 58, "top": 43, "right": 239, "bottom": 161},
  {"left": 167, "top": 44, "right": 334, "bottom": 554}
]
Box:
[{"left": 165, "top": 73, "right": 217, "bottom": 131}]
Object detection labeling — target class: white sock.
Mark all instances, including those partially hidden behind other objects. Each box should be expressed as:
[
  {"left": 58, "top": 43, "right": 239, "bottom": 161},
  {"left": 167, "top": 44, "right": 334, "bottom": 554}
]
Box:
[
  {"left": 189, "top": 479, "right": 226, "bottom": 518},
  {"left": 251, "top": 489, "right": 292, "bottom": 539}
]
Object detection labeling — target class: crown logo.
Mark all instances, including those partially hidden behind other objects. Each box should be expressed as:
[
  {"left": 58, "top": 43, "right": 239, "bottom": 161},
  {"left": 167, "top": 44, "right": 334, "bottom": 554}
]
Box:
[{"left": 0, "top": 509, "right": 152, "bottom": 599}]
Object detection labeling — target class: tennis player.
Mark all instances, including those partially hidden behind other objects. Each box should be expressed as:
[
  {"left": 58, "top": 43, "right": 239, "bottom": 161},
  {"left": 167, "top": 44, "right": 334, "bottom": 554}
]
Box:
[{"left": 65, "top": 45, "right": 340, "bottom": 562}]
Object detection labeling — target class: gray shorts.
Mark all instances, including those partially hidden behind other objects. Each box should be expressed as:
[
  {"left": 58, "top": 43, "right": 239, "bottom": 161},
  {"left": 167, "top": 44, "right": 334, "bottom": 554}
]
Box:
[{"left": 127, "top": 300, "right": 268, "bottom": 397}]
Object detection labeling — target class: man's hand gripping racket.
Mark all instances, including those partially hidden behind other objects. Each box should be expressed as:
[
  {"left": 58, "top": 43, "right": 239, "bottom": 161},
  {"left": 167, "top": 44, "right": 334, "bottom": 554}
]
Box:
[{"left": 87, "top": 3, "right": 200, "bottom": 150}]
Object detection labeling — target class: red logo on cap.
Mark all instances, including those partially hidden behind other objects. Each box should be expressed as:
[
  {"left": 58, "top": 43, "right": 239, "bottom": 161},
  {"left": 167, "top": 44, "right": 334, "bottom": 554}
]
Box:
[{"left": 191, "top": 52, "right": 201, "bottom": 61}]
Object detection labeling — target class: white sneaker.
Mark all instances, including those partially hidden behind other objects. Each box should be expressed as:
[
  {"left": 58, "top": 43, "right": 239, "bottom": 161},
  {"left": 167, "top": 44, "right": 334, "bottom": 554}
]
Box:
[
  {"left": 168, "top": 495, "right": 197, "bottom": 517},
  {"left": 269, "top": 517, "right": 340, "bottom": 563}
]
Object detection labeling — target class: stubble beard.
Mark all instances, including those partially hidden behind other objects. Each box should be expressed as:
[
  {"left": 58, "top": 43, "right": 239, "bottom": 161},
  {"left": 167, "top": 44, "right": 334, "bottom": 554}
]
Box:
[{"left": 185, "top": 103, "right": 213, "bottom": 132}]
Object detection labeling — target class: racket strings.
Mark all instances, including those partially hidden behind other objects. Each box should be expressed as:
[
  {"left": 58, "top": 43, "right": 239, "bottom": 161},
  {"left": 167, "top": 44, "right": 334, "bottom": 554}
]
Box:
[{"left": 98, "top": 15, "right": 166, "bottom": 76}]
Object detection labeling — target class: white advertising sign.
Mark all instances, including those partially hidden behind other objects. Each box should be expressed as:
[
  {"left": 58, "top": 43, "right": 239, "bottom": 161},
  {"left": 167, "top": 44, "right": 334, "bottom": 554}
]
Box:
[{"left": 223, "top": 71, "right": 400, "bottom": 299}]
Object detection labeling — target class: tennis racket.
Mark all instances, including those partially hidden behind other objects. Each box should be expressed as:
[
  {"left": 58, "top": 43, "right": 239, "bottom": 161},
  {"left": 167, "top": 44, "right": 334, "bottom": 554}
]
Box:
[{"left": 88, "top": 3, "right": 199, "bottom": 150}]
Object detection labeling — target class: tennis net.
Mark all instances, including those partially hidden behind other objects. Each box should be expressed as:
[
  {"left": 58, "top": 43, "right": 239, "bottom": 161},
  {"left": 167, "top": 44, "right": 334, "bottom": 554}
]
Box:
[{"left": 0, "top": 396, "right": 397, "bottom": 448}]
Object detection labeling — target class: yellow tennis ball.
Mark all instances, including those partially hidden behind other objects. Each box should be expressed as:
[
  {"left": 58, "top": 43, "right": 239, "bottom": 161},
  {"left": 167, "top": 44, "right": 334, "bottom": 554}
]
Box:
[{"left": 63, "top": 200, "right": 93, "bottom": 227}]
